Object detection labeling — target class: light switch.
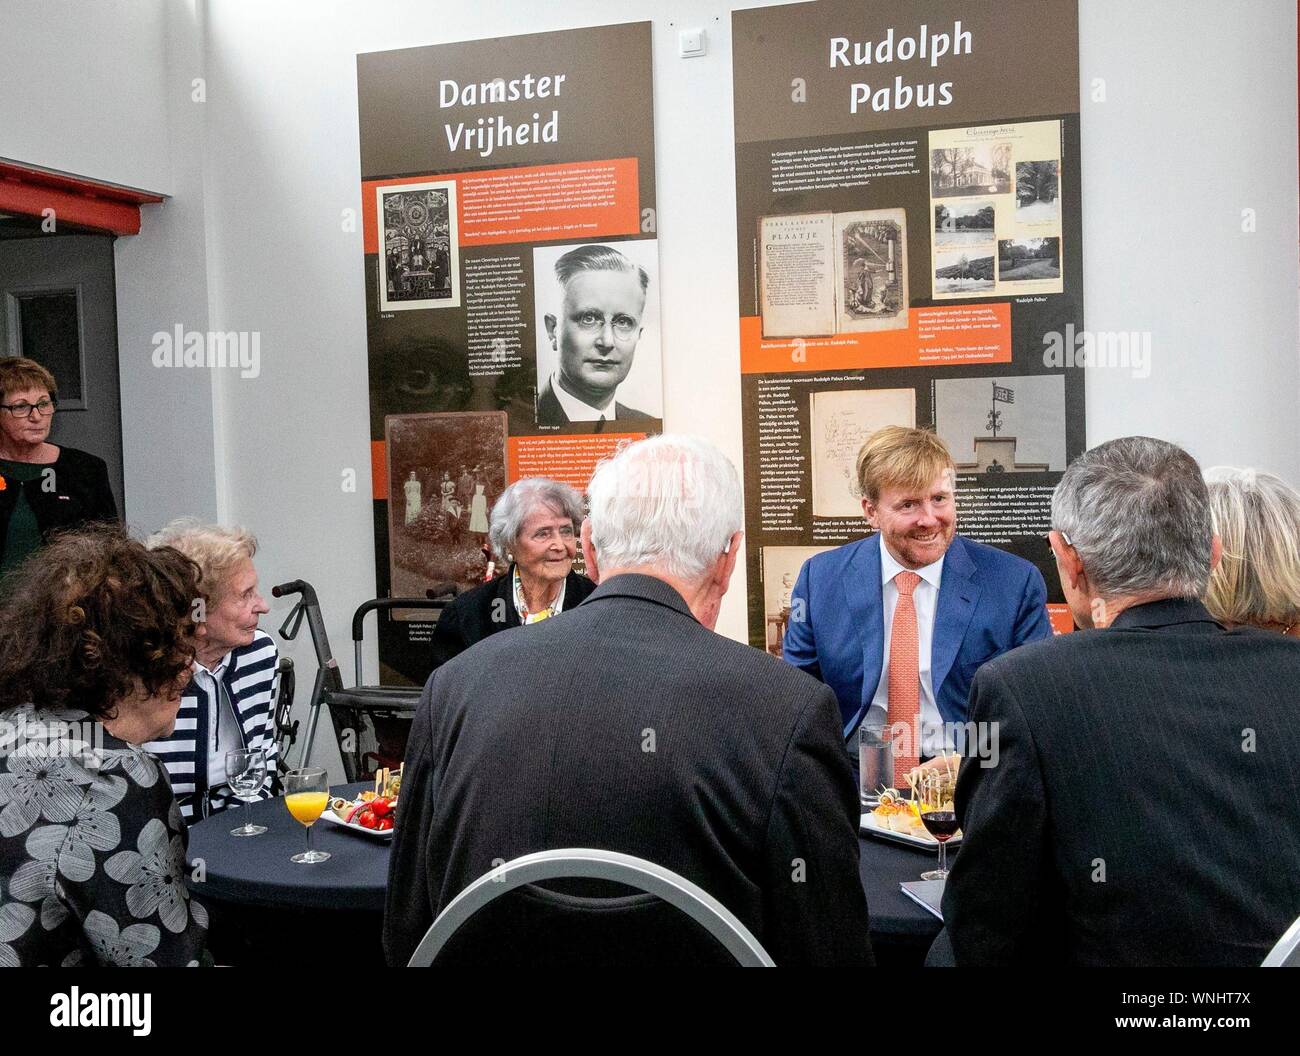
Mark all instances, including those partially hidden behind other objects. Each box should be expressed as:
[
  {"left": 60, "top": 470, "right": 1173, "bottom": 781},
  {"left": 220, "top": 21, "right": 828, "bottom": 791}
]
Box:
[{"left": 678, "top": 28, "right": 706, "bottom": 58}]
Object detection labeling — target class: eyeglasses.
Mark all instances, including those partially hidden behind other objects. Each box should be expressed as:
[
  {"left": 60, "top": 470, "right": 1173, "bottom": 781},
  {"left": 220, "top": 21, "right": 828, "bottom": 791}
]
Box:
[
  {"left": 0, "top": 398, "right": 56, "bottom": 419},
  {"left": 572, "top": 311, "right": 639, "bottom": 339}
]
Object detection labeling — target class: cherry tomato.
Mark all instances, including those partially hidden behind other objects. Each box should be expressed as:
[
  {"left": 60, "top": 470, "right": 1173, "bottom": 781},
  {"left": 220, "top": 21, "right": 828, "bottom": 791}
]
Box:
[{"left": 377, "top": 817, "right": 394, "bottom": 831}]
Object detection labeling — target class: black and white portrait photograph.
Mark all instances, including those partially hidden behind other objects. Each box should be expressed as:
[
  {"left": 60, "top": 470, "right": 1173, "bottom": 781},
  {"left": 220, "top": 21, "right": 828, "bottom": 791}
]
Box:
[
  {"left": 378, "top": 179, "right": 460, "bottom": 312},
  {"left": 930, "top": 142, "right": 1012, "bottom": 198},
  {"left": 934, "top": 374, "right": 1066, "bottom": 474},
  {"left": 933, "top": 200, "right": 996, "bottom": 249},
  {"left": 532, "top": 239, "right": 662, "bottom": 427},
  {"left": 933, "top": 249, "right": 995, "bottom": 295},
  {"left": 1015, "top": 161, "right": 1060, "bottom": 223},
  {"left": 385, "top": 410, "right": 506, "bottom": 600},
  {"left": 998, "top": 237, "right": 1061, "bottom": 281}
]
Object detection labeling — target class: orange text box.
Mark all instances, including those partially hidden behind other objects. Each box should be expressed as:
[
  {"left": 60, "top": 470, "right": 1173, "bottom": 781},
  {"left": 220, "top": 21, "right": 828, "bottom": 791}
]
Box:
[
  {"left": 508, "top": 433, "right": 646, "bottom": 491},
  {"left": 739, "top": 303, "right": 1011, "bottom": 374},
  {"left": 1047, "top": 603, "right": 1074, "bottom": 635},
  {"left": 363, "top": 158, "right": 640, "bottom": 254},
  {"left": 371, "top": 440, "right": 388, "bottom": 500}
]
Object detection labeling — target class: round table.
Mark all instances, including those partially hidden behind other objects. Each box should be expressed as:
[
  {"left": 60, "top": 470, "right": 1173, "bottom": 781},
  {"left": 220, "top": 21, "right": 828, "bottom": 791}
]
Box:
[
  {"left": 186, "top": 783, "right": 389, "bottom": 965},
  {"left": 187, "top": 783, "right": 387, "bottom": 911},
  {"left": 185, "top": 785, "right": 942, "bottom": 966}
]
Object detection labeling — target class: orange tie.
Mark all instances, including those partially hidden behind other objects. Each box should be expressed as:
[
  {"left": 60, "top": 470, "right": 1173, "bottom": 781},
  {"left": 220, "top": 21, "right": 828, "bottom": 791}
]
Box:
[{"left": 888, "top": 571, "right": 922, "bottom": 787}]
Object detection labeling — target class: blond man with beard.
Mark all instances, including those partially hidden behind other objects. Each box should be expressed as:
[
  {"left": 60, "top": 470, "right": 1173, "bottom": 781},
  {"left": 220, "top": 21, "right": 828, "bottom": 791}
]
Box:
[{"left": 784, "top": 426, "right": 1051, "bottom": 780}]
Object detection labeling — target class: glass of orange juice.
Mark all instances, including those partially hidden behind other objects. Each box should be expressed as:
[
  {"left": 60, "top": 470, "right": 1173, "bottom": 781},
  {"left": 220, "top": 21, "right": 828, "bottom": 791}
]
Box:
[{"left": 284, "top": 767, "right": 331, "bottom": 864}]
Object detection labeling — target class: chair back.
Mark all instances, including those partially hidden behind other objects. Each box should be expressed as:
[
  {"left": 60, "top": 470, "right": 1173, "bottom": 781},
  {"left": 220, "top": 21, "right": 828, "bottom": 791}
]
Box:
[
  {"left": 407, "top": 848, "right": 775, "bottom": 968},
  {"left": 1261, "top": 914, "right": 1300, "bottom": 967}
]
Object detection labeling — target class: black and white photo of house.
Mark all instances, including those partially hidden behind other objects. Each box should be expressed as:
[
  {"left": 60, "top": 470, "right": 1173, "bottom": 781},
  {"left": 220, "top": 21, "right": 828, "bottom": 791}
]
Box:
[
  {"left": 998, "top": 237, "right": 1060, "bottom": 281},
  {"left": 934, "top": 249, "right": 995, "bottom": 294},
  {"left": 934, "top": 374, "right": 1067, "bottom": 474},
  {"left": 930, "top": 142, "right": 1012, "bottom": 197},
  {"left": 933, "top": 200, "right": 996, "bottom": 249},
  {"left": 1015, "top": 160, "right": 1059, "bottom": 222}
]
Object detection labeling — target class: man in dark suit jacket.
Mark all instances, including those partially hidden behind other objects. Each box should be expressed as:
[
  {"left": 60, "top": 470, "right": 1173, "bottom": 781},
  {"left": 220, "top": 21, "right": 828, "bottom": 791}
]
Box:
[
  {"left": 941, "top": 436, "right": 1300, "bottom": 966},
  {"left": 385, "top": 435, "right": 872, "bottom": 966},
  {"left": 536, "top": 374, "right": 653, "bottom": 427}
]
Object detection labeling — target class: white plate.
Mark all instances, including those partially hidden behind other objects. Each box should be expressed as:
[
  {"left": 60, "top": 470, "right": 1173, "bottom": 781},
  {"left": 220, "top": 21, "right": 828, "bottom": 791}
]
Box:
[
  {"left": 318, "top": 808, "right": 395, "bottom": 840},
  {"left": 860, "top": 812, "right": 961, "bottom": 850}
]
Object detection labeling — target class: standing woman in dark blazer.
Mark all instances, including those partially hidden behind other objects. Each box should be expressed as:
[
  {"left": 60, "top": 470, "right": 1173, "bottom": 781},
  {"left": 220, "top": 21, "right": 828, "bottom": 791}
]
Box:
[
  {"left": 430, "top": 477, "right": 595, "bottom": 669},
  {"left": 0, "top": 357, "right": 117, "bottom": 583}
]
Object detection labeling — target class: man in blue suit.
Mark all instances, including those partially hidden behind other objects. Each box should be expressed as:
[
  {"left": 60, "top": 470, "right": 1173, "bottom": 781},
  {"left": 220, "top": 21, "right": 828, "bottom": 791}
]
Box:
[{"left": 784, "top": 426, "right": 1051, "bottom": 775}]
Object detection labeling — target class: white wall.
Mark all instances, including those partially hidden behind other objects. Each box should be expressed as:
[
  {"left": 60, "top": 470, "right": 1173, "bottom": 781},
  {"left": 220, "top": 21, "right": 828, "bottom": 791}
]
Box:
[
  {"left": 114, "top": 0, "right": 224, "bottom": 530},
  {"left": 0, "top": 0, "right": 174, "bottom": 193},
  {"left": 1078, "top": 0, "right": 1300, "bottom": 479},
  {"left": 1, "top": 0, "right": 1297, "bottom": 782},
  {"left": 0, "top": 0, "right": 224, "bottom": 529}
]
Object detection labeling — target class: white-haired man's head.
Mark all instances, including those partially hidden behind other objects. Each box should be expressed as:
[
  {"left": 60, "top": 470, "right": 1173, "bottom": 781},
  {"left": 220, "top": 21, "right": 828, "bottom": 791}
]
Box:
[{"left": 581, "top": 434, "right": 744, "bottom": 629}]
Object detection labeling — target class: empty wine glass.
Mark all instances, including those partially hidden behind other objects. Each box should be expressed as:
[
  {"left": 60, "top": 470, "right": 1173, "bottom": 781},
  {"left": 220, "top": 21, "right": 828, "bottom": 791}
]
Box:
[{"left": 225, "top": 748, "right": 268, "bottom": 837}]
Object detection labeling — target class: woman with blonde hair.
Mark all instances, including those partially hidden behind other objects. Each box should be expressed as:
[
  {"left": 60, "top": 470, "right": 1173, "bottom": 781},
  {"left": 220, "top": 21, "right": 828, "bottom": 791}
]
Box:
[
  {"left": 1204, "top": 466, "right": 1300, "bottom": 637},
  {"left": 143, "top": 518, "right": 279, "bottom": 822}
]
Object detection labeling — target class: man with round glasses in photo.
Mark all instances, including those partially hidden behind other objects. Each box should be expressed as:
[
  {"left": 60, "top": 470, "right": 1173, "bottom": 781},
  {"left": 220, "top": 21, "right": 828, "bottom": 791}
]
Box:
[
  {"left": 536, "top": 244, "right": 654, "bottom": 426},
  {"left": 0, "top": 356, "right": 117, "bottom": 584}
]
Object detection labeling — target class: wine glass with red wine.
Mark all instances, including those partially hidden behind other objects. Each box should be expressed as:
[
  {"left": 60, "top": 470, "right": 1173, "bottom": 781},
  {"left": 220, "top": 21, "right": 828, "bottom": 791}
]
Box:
[{"left": 917, "top": 766, "right": 959, "bottom": 881}]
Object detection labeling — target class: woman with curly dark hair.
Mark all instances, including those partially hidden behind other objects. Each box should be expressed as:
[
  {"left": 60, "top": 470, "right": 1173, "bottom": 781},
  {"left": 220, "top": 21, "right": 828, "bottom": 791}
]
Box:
[{"left": 0, "top": 526, "right": 211, "bottom": 967}]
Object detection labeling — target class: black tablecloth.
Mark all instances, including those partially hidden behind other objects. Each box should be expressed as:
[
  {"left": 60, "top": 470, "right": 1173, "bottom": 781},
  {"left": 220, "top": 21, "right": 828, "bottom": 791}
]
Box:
[
  {"left": 857, "top": 829, "right": 947, "bottom": 938},
  {"left": 184, "top": 784, "right": 942, "bottom": 965},
  {"left": 187, "top": 783, "right": 388, "bottom": 912}
]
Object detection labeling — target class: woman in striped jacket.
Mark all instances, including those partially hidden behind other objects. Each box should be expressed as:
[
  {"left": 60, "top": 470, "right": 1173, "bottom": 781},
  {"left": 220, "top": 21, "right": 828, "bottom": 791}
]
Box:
[{"left": 144, "top": 520, "right": 280, "bottom": 823}]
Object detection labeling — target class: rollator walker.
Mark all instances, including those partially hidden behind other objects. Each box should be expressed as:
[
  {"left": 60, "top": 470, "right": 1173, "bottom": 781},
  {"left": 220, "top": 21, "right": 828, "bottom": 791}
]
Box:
[{"left": 269, "top": 579, "right": 455, "bottom": 781}]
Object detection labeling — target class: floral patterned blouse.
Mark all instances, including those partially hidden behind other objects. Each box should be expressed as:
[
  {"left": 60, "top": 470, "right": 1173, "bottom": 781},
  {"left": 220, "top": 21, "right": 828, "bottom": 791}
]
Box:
[{"left": 0, "top": 703, "right": 210, "bottom": 967}]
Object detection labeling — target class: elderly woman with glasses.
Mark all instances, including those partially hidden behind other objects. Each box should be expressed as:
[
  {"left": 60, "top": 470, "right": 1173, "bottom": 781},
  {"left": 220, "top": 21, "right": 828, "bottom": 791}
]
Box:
[
  {"left": 430, "top": 477, "right": 595, "bottom": 669},
  {"left": 0, "top": 357, "right": 117, "bottom": 582}
]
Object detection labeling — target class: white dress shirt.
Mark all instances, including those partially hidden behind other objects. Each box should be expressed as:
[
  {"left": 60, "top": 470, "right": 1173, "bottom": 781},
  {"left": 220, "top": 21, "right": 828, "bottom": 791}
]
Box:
[
  {"left": 865, "top": 544, "right": 951, "bottom": 756},
  {"left": 550, "top": 373, "right": 615, "bottom": 421},
  {"left": 192, "top": 653, "right": 243, "bottom": 790}
]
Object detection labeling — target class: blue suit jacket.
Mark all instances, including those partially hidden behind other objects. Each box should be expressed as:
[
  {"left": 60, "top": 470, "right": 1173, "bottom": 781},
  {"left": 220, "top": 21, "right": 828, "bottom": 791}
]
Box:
[{"left": 783, "top": 534, "right": 1052, "bottom": 738}]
